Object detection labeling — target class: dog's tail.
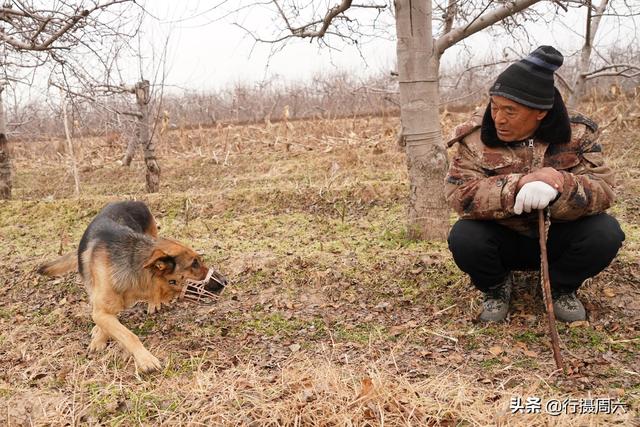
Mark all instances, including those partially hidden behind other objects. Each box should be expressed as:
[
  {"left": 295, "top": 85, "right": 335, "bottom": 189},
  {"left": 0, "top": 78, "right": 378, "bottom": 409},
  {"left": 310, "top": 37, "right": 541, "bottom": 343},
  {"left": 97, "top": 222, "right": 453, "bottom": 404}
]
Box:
[{"left": 37, "top": 252, "right": 78, "bottom": 276}]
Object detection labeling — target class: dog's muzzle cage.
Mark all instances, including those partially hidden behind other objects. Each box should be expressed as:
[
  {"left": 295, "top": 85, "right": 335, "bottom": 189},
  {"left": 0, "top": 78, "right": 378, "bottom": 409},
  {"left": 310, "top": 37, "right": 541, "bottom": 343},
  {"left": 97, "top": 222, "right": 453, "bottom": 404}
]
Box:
[{"left": 181, "top": 268, "right": 227, "bottom": 304}]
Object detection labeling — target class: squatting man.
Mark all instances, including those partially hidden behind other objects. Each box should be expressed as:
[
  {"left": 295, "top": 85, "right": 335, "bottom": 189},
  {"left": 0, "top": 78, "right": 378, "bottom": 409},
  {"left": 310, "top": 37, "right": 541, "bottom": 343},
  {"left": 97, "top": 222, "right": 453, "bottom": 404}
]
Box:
[{"left": 445, "top": 46, "right": 625, "bottom": 323}]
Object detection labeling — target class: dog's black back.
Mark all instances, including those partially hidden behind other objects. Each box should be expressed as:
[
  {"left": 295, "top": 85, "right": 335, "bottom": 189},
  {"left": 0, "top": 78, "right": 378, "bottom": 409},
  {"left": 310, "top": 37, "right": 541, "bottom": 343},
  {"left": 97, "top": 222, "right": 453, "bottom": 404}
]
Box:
[{"left": 78, "top": 201, "right": 156, "bottom": 277}]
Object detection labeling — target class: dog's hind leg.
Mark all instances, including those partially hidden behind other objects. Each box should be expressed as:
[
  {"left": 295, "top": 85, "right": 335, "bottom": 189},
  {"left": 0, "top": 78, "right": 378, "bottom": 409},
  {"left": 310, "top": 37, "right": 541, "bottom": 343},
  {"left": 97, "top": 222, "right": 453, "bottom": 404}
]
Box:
[{"left": 89, "top": 325, "right": 110, "bottom": 352}]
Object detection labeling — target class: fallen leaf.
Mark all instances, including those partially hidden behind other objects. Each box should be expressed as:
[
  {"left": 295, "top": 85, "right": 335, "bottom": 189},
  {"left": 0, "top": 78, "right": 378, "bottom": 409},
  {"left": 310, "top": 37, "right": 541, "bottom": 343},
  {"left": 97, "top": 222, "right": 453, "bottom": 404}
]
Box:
[
  {"left": 448, "top": 352, "right": 464, "bottom": 363},
  {"left": 389, "top": 325, "right": 407, "bottom": 336},
  {"left": 289, "top": 343, "right": 301, "bottom": 352},
  {"left": 354, "top": 377, "right": 374, "bottom": 401},
  {"left": 603, "top": 288, "right": 616, "bottom": 298},
  {"left": 514, "top": 341, "right": 527, "bottom": 350},
  {"left": 488, "top": 346, "right": 504, "bottom": 356}
]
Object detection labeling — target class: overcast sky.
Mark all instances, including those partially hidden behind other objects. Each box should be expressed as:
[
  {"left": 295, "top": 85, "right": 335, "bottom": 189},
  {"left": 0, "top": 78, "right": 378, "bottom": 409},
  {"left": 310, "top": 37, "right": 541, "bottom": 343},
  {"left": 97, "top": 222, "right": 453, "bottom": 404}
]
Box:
[
  {"left": 133, "top": 0, "right": 640, "bottom": 94},
  {"left": 137, "top": 1, "right": 396, "bottom": 92}
]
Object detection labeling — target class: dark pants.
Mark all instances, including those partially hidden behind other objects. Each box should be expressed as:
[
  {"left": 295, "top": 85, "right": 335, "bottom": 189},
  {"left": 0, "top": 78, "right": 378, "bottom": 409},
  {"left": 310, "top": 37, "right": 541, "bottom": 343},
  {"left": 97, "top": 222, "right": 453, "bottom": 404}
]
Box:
[{"left": 447, "top": 214, "right": 625, "bottom": 293}]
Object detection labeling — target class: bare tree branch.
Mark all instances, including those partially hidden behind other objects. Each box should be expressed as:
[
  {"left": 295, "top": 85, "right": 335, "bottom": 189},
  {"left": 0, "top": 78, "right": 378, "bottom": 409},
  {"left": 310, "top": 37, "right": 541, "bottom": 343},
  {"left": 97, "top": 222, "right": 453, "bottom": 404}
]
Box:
[
  {"left": 0, "top": 1, "right": 131, "bottom": 51},
  {"left": 436, "top": 0, "right": 543, "bottom": 54},
  {"left": 583, "top": 63, "right": 640, "bottom": 79},
  {"left": 240, "top": 0, "right": 387, "bottom": 43},
  {"left": 554, "top": 71, "right": 574, "bottom": 94},
  {"left": 443, "top": 0, "right": 458, "bottom": 35}
]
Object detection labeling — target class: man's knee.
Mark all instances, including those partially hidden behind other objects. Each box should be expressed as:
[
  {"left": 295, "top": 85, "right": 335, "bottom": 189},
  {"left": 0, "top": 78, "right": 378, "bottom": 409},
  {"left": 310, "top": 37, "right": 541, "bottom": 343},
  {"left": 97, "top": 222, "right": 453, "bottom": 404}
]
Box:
[
  {"left": 581, "top": 214, "right": 625, "bottom": 256},
  {"left": 583, "top": 214, "right": 625, "bottom": 257},
  {"left": 448, "top": 220, "right": 498, "bottom": 258}
]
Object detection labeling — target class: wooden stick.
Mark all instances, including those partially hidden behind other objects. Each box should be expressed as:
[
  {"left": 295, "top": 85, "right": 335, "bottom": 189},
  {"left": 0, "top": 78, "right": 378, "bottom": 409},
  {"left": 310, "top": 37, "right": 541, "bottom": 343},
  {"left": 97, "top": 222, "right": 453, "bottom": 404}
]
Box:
[{"left": 538, "top": 209, "right": 566, "bottom": 373}]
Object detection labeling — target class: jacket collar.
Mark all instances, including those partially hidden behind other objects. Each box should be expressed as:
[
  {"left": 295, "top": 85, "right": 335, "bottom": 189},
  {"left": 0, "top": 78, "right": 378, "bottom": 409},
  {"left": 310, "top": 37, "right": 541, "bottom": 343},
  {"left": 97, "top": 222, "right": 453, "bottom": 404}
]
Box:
[{"left": 480, "top": 88, "right": 571, "bottom": 147}]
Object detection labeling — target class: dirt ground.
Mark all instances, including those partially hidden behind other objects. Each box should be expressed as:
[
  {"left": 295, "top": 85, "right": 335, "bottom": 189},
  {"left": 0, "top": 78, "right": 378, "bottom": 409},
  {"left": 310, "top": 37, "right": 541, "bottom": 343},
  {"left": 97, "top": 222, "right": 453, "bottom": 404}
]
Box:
[{"left": 1, "top": 110, "right": 639, "bottom": 426}]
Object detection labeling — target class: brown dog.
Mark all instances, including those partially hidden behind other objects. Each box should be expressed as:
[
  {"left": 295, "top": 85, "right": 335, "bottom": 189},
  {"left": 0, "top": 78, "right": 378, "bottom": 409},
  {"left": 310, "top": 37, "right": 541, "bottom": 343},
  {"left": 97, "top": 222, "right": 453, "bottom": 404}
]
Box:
[{"left": 38, "top": 201, "right": 226, "bottom": 373}]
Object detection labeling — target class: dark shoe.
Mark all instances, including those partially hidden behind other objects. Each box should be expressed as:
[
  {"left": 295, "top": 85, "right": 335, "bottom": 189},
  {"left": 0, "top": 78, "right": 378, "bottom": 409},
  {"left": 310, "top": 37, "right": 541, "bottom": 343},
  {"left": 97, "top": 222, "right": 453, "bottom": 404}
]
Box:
[
  {"left": 552, "top": 292, "right": 586, "bottom": 323},
  {"left": 479, "top": 274, "right": 512, "bottom": 322}
]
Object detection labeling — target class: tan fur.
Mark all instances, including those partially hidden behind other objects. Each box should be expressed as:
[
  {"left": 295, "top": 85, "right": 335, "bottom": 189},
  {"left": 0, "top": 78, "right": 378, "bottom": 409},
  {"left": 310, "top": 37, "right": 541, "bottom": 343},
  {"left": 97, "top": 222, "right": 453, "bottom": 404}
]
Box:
[{"left": 37, "top": 252, "right": 77, "bottom": 276}]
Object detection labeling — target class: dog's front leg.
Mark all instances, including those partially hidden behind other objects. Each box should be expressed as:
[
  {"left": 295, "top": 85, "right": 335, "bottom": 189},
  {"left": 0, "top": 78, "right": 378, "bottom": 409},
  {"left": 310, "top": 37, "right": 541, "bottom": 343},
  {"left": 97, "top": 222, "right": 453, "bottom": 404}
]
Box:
[{"left": 92, "top": 309, "right": 162, "bottom": 373}]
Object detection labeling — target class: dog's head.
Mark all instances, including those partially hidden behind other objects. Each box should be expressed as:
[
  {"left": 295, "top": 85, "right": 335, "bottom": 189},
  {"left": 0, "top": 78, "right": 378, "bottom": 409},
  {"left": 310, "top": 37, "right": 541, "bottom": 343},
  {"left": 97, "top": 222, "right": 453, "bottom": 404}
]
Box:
[
  {"left": 143, "top": 238, "right": 227, "bottom": 298},
  {"left": 143, "top": 238, "right": 209, "bottom": 288}
]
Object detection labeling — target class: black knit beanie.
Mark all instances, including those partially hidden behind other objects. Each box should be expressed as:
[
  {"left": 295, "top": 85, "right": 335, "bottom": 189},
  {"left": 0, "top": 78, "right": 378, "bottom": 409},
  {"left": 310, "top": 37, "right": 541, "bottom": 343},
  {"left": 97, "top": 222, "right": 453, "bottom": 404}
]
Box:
[{"left": 489, "top": 46, "right": 563, "bottom": 110}]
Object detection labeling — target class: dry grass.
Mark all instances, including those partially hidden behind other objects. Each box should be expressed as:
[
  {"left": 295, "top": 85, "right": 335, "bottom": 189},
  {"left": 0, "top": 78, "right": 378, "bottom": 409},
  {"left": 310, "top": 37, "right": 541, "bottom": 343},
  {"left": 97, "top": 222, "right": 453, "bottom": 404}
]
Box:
[{"left": 1, "top": 110, "right": 639, "bottom": 426}]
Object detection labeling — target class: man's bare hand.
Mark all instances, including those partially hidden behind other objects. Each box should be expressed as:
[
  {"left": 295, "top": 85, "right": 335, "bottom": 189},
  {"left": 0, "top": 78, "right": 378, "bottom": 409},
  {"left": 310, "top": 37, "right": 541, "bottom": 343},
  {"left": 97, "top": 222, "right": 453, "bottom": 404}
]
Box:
[{"left": 518, "top": 167, "right": 564, "bottom": 191}]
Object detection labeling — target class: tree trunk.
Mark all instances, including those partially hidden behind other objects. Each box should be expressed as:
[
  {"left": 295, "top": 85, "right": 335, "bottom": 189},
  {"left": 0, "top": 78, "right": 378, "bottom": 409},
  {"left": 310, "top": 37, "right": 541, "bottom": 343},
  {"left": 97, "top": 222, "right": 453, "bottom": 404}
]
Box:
[
  {"left": 0, "top": 85, "right": 11, "bottom": 200},
  {"left": 567, "top": 0, "right": 609, "bottom": 109},
  {"left": 122, "top": 134, "right": 138, "bottom": 166},
  {"left": 135, "top": 80, "right": 160, "bottom": 193},
  {"left": 395, "top": 0, "right": 449, "bottom": 240},
  {"left": 62, "top": 99, "right": 81, "bottom": 196}
]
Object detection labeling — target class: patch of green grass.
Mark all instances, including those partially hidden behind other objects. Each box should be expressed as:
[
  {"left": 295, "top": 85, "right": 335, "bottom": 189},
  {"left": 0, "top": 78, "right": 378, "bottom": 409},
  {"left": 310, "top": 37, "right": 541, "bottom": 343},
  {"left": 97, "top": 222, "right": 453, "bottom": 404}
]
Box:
[
  {"left": 396, "top": 279, "right": 421, "bottom": 301},
  {"left": 106, "top": 357, "right": 128, "bottom": 371},
  {"left": 107, "top": 390, "right": 179, "bottom": 426},
  {"left": 132, "top": 318, "right": 157, "bottom": 336},
  {"left": 470, "top": 326, "right": 501, "bottom": 337},
  {"left": 513, "top": 358, "right": 539, "bottom": 369},
  {"left": 244, "top": 313, "right": 327, "bottom": 340},
  {"left": 566, "top": 326, "right": 609, "bottom": 351},
  {"left": 0, "top": 387, "right": 13, "bottom": 398},
  {"left": 30, "top": 308, "right": 62, "bottom": 327},
  {"left": 461, "top": 335, "right": 479, "bottom": 351},
  {"left": 162, "top": 355, "right": 206, "bottom": 377},
  {"left": 599, "top": 367, "right": 623, "bottom": 379},
  {"left": 333, "top": 322, "right": 388, "bottom": 344},
  {"left": 198, "top": 319, "right": 233, "bottom": 338},
  {"left": 0, "top": 307, "right": 15, "bottom": 319},
  {"left": 515, "top": 330, "right": 542, "bottom": 344},
  {"left": 242, "top": 271, "right": 270, "bottom": 290},
  {"left": 85, "top": 381, "right": 122, "bottom": 420},
  {"left": 480, "top": 358, "right": 502, "bottom": 369},
  {"left": 421, "top": 260, "right": 465, "bottom": 291},
  {"left": 379, "top": 227, "right": 418, "bottom": 249}
]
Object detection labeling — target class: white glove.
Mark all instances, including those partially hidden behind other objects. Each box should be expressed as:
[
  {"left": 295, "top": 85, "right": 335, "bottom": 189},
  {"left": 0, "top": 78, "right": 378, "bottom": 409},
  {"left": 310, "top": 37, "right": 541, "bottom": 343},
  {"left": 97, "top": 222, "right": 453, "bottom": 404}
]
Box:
[{"left": 514, "top": 181, "right": 558, "bottom": 215}]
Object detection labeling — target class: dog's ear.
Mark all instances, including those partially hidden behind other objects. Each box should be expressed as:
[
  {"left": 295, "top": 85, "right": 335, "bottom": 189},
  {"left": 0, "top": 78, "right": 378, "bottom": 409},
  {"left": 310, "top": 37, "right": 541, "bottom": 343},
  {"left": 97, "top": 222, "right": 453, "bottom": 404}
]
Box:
[{"left": 143, "top": 249, "right": 176, "bottom": 273}]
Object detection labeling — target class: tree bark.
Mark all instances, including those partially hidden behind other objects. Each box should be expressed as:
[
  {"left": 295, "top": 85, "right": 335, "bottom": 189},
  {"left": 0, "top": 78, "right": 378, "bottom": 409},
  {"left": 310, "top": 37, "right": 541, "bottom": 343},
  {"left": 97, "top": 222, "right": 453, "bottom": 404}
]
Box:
[
  {"left": 567, "top": 0, "right": 609, "bottom": 109},
  {"left": 122, "top": 133, "right": 138, "bottom": 166},
  {"left": 135, "top": 80, "right": 160, "bottom": 193},
  {"left": 0, "top": 85, "right": 11, "bottom": 200},
  {"left": 62, "top": 99, "right": 80, "bottom": 196},
  {"left": 395, "top": 0, "right": 448, "bottom": 240}
]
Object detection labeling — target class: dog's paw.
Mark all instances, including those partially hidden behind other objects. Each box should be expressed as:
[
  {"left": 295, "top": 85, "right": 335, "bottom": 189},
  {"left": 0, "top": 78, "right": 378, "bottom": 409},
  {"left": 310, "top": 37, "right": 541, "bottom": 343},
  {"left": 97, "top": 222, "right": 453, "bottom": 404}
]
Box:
[
  {"left": 89, "top": 339, "right": 108, "bottom": 353},
  {"left": 147, "top": 302, "right": 161, "bottom": 315},
  {"left": 135, "top": 351, "right": 162, "bottom": 373},
  {"left": 89, "top": 326, "right": 109, "bottom": 352}
]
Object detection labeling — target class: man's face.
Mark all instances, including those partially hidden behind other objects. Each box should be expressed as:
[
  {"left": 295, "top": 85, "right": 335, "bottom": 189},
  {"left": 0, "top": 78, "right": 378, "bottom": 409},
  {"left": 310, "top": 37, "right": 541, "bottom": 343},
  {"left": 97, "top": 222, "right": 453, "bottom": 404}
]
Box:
[{"left": 490, "top": 96, "right": 548, "bottom": 142}]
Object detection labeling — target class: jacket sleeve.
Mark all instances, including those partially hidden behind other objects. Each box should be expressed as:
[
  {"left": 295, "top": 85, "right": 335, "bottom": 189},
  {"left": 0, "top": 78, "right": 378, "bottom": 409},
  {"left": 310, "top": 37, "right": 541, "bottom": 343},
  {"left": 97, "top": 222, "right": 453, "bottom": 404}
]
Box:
[
  {"left": 445, "top": 138, "right": 523, "bottom": 220},
  {"left": 550, "top": 125, "right": 615, "bottom": 220}
]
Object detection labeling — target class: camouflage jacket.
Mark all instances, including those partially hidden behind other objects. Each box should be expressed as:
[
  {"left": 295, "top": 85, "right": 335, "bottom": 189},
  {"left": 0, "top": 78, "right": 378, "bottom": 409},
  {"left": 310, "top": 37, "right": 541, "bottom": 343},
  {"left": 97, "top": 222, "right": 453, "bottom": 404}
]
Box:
[{"left": 445, "top": 111, "right": 615, "bottom": 236}]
